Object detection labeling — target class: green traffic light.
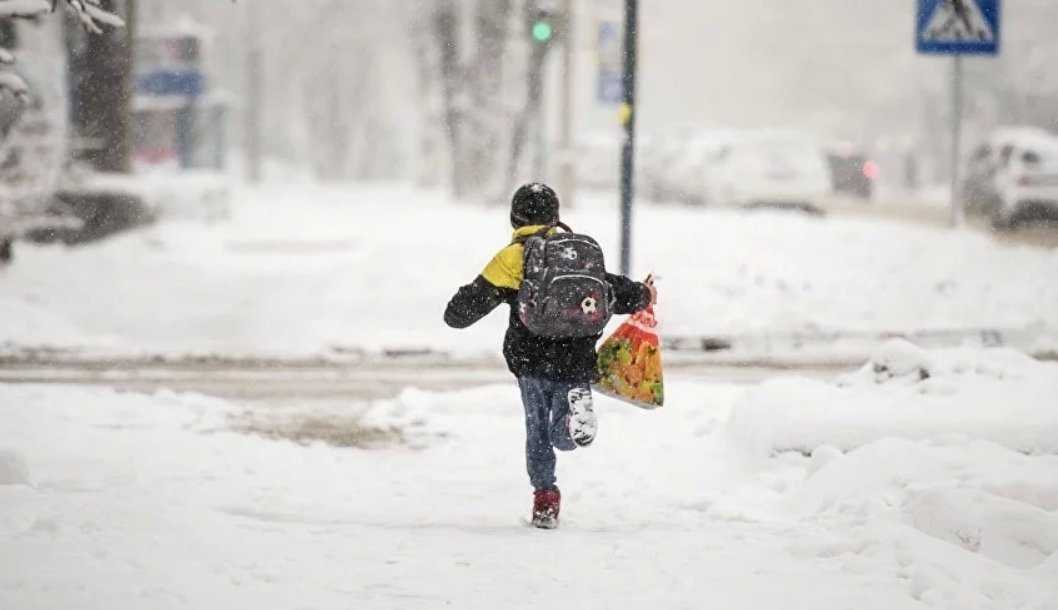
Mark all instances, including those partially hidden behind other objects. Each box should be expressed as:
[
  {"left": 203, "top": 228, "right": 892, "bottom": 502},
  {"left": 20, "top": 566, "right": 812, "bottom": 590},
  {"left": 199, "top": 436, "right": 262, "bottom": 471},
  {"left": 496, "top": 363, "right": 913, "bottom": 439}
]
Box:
[{"left": 532, "top": 21, "right": 553, "bottom": 42}]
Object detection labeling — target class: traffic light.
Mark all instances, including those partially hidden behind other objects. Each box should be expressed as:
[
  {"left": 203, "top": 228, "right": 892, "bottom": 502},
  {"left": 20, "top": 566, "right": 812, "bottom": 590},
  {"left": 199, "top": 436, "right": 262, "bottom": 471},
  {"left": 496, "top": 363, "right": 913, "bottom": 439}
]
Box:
[
  {"left": 532, "top": 18, "right": 554, "bottom": 43},
  {"left": 529, "top": 9, "right": 561, "bottom": 46}
]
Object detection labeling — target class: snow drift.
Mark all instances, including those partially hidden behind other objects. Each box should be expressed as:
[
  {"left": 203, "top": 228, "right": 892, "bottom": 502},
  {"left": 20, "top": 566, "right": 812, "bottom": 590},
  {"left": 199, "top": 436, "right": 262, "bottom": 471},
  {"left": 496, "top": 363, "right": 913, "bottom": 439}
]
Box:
[{"left": 728, "top": 339, "right": 1058, "bottom": 456}]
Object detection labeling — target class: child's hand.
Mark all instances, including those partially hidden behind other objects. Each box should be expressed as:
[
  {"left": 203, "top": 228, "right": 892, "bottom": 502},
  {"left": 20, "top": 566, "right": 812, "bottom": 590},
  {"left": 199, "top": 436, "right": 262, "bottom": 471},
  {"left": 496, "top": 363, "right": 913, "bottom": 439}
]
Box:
[{"left": 644, "top": 275, "right": 658, "bottom": 306}]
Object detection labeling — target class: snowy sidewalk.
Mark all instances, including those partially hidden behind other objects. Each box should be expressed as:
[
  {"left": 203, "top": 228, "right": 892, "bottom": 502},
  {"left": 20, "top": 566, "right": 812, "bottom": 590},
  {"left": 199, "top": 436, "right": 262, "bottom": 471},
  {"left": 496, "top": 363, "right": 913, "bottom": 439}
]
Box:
[{"left": 2, "top": 342, "right": 1057, "bottom": 609}]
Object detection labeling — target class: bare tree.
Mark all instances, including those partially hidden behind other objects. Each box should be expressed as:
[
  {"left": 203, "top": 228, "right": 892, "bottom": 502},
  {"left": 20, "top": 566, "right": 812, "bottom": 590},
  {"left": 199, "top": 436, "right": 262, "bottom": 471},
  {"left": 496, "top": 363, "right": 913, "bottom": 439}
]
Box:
[
  {"left": 70, "top": 0, "right": 134, "bottom": 173},
  {"left": 0, "top": 0, "right": 124, "bottom": 100},
  {"left": 431, "top": 1, "right": 465, "bottom": 195},
  {"left": 417, "top": 0, "right": 524, "bottom": 199},
  {"left": 300, "top": 42, "right": 373, "bottom": 182},
  {"left": 0, "top": 0, "right": 124, "bottom": 246}
]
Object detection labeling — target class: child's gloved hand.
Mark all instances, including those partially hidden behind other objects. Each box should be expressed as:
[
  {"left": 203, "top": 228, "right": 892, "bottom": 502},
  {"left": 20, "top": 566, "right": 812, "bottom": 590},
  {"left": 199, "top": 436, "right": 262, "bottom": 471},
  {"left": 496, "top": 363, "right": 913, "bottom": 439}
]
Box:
[{"left": 645, "top": 274, "right": 658, "bottom": 306}]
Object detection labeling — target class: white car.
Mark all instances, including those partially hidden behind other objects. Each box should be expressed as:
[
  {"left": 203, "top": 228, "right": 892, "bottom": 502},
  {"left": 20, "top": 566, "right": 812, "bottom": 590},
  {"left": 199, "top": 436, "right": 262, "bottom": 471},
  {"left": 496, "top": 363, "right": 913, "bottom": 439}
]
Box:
[
  {"left": 638, "top": 124, "right": 728, "bottom": 202},
  {"left": 696, "top": 131, "right": 833, "bottom": 211},
  {"left": 662, "top": 134, "right": 735, "bottom": 204},
  {"left": 963, "top": 127, "right": 1058, "bottom": 229}
]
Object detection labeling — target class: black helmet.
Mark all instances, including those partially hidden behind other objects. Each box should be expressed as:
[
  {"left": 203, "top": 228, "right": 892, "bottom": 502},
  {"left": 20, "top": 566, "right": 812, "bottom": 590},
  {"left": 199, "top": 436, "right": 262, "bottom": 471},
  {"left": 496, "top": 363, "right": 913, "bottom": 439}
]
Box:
[{"left": 510, "top": 182, "right": 560, "bottom": 228}]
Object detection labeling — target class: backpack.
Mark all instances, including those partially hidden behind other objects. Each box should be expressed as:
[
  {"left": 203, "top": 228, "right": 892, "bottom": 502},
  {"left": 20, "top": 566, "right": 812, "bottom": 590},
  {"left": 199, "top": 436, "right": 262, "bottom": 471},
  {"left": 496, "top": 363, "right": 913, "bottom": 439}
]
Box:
[{"left": 517, "top": 223, "right": 614, "bottom": 338}]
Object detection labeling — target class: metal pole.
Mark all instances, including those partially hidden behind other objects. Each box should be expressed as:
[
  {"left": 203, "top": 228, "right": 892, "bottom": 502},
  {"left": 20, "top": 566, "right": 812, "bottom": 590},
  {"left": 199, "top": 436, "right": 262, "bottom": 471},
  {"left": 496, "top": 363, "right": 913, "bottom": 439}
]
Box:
[
  {"left": 618, "top": 0, "right": 637, "bottom": 276},
  {"left": 246, "top": 0, "right": 262, "bottom": 184},
  {"left": 558, "top": 0, "right": 576, "bottom": 207},
  {"left": 950, "top": 53, "right": 964, "bottom": 227},
  {"left": 531, "top": 42, "right": 548, "bottom": 180},
  {"left": 534, "top": 96, "right": 546, "bottom": 178}
]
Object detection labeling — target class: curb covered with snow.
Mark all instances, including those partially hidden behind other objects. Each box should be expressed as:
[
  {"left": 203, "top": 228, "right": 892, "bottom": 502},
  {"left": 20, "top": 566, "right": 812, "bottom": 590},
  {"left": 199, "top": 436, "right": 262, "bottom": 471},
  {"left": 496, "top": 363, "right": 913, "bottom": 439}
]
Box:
[{"left": 728, "top": 339, "right": 1058, "bottom": 456}]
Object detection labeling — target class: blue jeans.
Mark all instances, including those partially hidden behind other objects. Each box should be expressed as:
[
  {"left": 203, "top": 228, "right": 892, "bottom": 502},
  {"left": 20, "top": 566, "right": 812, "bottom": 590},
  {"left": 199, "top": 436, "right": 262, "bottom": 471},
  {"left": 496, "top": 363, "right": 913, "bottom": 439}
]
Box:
[{"left": 517, "top": 378, "right": 588, "bottom": 491}]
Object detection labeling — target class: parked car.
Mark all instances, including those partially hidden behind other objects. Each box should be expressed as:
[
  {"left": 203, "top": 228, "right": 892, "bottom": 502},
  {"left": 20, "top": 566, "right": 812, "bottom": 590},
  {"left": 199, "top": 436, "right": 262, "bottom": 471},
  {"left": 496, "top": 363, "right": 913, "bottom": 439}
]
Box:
[
  {"left": 23, "top": 184, "right": 152, "bottom": 246},
  {"left": 638, "top": 124, "right": 725, "bottom": 201},
  {"left": 0, "top": 196, "right": 84, "bottom": 262},
  {"left": 962, "top": 127, "right": 1058, "bottom": 229},
  {"left": 696, "top": 131, "right": 833, "bottom": 211},
  {"left": 659, "top": 133, "right": 736, "bottom": 205},
  {"left": 825, "top": 143, "right": 877, "bottom": 201}
]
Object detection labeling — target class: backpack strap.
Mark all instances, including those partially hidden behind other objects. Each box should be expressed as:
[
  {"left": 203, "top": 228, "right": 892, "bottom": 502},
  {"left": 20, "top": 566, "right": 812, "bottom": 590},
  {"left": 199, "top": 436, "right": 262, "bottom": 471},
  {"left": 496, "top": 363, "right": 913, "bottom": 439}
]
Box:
[{"left": 512, "top": 222, "right": 572, "bottom": 245}]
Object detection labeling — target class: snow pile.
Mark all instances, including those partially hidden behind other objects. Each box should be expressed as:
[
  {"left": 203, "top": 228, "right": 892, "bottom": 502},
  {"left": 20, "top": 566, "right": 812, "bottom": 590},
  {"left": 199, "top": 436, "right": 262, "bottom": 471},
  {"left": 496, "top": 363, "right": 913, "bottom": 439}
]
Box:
[
  {"left": 2, "top": 183, "right": 1057, "bottom": 358},
  {"left": 787, "top": 437, "right": 1058, "bottom": 537},
  {"left": 775, "top": 436, "right": 1058, "bottom": 606},
  {"left": 0, "top": 296, "right": 117, "bottom": 348},
  {"left": 0, "top": 448, "right": 30, "bottom": 486},
  {"left": 728, "top": 339, "right": 1058, "bottom": 455},
  {"left": 84, "top": 170, "right": 233, "bottom": 221}
]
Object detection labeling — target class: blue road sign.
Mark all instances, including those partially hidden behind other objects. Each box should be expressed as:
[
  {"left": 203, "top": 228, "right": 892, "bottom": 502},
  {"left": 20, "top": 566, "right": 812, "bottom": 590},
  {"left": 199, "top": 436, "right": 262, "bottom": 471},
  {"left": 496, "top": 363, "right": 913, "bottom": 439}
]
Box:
[
  {"left": 597, "top": 18, "right": 623, "bottom": 105},
  {"left": 597, "top": 70, "right": 622, "bottom": 105},
  {"left": 137, "top": 70, "right": 204, "bottom": 98},
  {"left": 916, "top": 0, "right": 1000, "bottom": 55}
]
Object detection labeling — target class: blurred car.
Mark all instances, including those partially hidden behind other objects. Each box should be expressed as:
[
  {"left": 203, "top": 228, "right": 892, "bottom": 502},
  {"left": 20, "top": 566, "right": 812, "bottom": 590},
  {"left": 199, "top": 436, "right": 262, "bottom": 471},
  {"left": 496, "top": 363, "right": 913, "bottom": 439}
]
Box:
[
  {"left": 0, "top": 195, "right": 85, "bottom": 263},
  {"left": 696, "top": 131, "right": 833, "bottom": 211},
  {"left": 638, "top": 124, "right": 725, "bottom": 201},
  {"left": 661, "top": 133, "right": 736, "bottom": 204},
  {"left": 962, "top": 127, "right": 1058, "bottom": 229},
  {"left": 825, "top": 143, "right": 877, "bottom": 201}
]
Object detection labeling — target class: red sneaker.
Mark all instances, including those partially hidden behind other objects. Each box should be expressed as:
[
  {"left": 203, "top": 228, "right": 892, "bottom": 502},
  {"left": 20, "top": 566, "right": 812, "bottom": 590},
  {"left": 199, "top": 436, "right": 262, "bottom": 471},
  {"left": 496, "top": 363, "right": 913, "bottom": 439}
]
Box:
[{"left": 532, "top": 488, "right": 561, "bottom": 529}]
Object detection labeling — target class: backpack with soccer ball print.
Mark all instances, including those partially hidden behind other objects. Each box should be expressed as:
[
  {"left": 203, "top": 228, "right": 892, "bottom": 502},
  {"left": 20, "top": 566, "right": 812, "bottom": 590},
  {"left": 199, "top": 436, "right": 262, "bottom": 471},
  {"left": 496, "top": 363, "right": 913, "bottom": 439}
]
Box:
[{"left": 517, "top": 222, "right": 614, "bottom": 338}]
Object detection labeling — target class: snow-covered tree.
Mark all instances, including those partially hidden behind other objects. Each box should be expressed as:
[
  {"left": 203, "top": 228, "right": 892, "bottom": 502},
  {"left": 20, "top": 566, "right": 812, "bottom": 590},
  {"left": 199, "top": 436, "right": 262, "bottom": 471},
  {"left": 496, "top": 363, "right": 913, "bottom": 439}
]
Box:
[
  {"left": 0, "top": 0, "right": 124, "bottom": 101},
  {"left": 0, "top": 0, "right": 123, "bottom": 249}
]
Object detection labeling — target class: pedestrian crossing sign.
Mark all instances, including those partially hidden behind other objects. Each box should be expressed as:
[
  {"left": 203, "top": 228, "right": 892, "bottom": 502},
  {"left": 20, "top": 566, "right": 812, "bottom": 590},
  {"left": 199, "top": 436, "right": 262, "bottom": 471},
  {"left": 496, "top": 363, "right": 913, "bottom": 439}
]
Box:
[{"left": 916, "top": 0, "right": 1000, "bottom": 55}]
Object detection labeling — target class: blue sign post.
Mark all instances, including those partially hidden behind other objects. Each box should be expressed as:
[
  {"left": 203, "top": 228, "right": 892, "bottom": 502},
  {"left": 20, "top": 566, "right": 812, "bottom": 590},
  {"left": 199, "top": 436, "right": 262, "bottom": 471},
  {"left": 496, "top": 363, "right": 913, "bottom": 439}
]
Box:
[
  {"left": 916, "top": 0, "right": 1001, "bottom": 227},
  {"left": 136, "top": 70, "right": 204, "bottom": 98},
  {"left": 597, "top": 20, "right": 622, "bottom": 105}
]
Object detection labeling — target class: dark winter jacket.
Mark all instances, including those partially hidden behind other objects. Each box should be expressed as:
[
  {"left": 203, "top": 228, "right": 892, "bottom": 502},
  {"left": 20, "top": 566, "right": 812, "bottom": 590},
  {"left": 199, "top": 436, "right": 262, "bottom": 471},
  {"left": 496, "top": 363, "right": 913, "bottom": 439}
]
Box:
[{"left": 444, "top": 225, "right": 652, "bottom": 382}]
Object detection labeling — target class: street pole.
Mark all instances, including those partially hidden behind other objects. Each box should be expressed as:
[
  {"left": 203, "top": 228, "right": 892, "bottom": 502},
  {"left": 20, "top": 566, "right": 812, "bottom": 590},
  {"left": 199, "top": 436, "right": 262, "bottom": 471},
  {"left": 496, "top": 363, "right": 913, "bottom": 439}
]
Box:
[
  {"left": 245, "top": 0, "right": 262, "bottom": 184},
  {"left": 558, "top": 0, "right": 575, "bottom": 207},
  {"left": 950, "top": 54, "right": 964, "bottom": 228},
  {"left": 618, "top": 0, "right": 637, "bottom": 276},
  {"left": 528, "top": 40, "right": 547, "bottom": 180},
  {"left": 533, "top": 58, "right": 546, "bottom": 179}
]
